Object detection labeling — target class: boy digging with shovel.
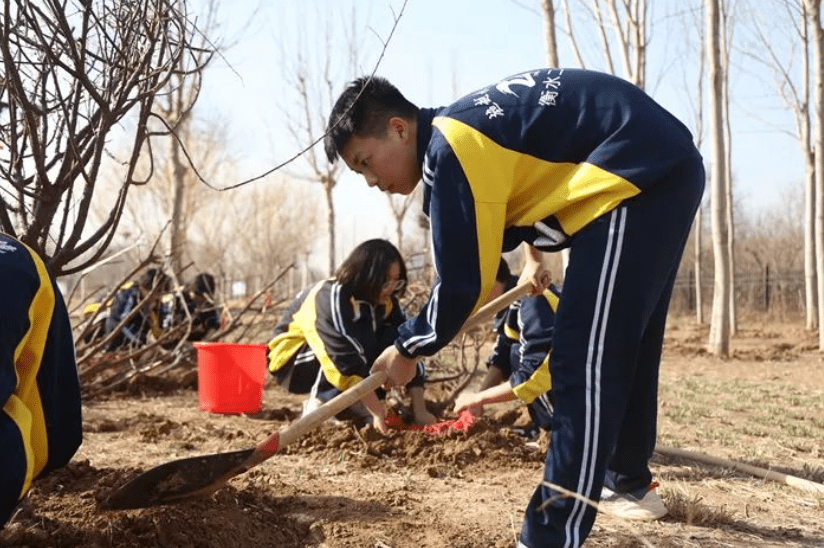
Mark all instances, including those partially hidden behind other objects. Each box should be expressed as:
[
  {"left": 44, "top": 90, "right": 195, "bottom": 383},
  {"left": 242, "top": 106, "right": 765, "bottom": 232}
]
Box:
[{"left": 324, "top": 68, "right": 704, "bottom": 547}]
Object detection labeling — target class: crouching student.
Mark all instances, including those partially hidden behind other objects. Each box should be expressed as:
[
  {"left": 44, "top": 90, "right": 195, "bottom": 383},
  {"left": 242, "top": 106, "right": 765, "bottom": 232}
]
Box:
[
  {"left": 267, "top": 239, "right": 436, "bottom": 432},
  {"left": 103, "top": 268, "right": 169, "bottom": 351},
  {"left": 454, "top": 285, "right": 561, "bottom": 436},
  {"left": 160, "top": 272, "right": 221, "bottom": 344},
  {"left": 183, "top": 273, "right": 221, "bottom": 341},
  {"left": 1, "top": 233, "right": 82, "bottom": 528}
]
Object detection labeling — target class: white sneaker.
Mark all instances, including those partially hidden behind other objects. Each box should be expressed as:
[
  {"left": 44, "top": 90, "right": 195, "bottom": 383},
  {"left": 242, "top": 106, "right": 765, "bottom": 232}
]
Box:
[{"left": 599, "top": 482, "right": 668, "bottom": 520}]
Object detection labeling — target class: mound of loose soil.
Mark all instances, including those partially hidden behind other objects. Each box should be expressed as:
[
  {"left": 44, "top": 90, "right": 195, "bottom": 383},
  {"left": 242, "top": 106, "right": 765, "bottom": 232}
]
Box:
[{"left": 283, "top": 413, "right": 546, "bottom": 475}]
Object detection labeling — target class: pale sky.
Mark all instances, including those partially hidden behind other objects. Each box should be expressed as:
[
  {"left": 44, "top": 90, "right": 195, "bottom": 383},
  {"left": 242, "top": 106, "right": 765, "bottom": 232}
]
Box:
[{"left": 192, "top": 0, "right": 805, "bottom": 267}]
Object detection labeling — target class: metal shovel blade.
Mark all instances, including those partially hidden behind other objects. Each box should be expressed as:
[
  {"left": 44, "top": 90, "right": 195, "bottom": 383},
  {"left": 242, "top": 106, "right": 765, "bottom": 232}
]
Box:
[{"left": 102, "top": 447, "right": 255, "bottom": 510}]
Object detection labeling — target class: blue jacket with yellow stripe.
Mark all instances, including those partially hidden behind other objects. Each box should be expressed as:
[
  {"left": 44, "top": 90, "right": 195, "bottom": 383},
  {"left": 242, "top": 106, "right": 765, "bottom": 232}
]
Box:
[
  {"left": 267, "top": 279, "right": 407, "bottom": 396},
  {"left": 508, "top": 286, "right": 561, "bottom": 430},
  {"left": 396, "top": 68, "right": 699, "bottom": 358},
  {"left": 104, "top": 281, "right": 162, "bottom": 351},
  {"left": 0, "top": 234, "right": 82, "bottom": 526}
]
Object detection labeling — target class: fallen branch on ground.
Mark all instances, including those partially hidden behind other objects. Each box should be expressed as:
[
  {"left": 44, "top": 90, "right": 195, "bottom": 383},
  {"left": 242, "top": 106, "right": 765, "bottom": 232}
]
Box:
[{"left": 655, "top": 445, "right": 824, "bottom": 495}]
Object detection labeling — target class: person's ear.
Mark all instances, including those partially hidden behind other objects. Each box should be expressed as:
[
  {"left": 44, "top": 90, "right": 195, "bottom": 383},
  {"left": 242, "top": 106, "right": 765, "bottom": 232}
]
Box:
[{"left": 388, "top": 117, "right": 409, "bottom": 141}]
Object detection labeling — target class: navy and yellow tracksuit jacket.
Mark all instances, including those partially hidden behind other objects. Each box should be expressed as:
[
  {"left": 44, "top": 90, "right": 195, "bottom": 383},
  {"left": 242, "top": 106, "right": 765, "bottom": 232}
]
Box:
[
  {"left": 267, "top": 279, "right": 421, "bottom": 400},
  {"left": 507, "top": 286, "right": 561, "bottom": 431},
  {"left": 396, "top": 68, "right": 697, "bottom": 358},
  {"left": 0, "top": 234, "right": 82, "bottom": 526}
]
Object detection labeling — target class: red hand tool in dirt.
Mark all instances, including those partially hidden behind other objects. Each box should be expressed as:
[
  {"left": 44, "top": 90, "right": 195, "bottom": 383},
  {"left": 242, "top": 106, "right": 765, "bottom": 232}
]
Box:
[{"left": 102, "top": 280, "right": 533, "bottom": 510}]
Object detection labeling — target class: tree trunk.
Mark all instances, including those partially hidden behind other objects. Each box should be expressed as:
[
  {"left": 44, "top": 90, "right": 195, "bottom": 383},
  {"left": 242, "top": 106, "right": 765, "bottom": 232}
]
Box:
[
  {"left": 695, "top": 207, "right": 704, "bottom": 324},
  {"left": 806, "top": 0, "right": 824, "bottom": 348},
  {"left": 326, "top": 181, "right": 336, "bottom": 276},
  {"left": 798, "top": 2, "right": 819, "bottom": 331},
  {"left": 707, "top": 0, "right": 730, "bottom": 356},
  {"left": 169, "top": 133, "right": 187, "bottom": 277},
  {"left": 806, "top": 154, "right": 818, "bottom": 330},
  {"left": 720, "top": 1, "right": 737, "bottom": 336},
  {"left": 541, "top": 0, "right": 560, "bottom": 67}
]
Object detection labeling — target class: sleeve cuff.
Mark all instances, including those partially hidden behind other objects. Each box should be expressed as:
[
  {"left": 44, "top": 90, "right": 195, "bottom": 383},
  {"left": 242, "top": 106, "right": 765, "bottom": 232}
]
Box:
[{"left": 394, "top": 339, "right": 413, "bottom": 358}]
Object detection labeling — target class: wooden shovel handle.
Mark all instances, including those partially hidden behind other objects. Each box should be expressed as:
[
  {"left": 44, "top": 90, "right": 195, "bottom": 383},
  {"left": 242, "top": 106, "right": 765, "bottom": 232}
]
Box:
[
  {"left": 281, "top": 372, "right": 387, "bottom": 448},
  {"left": 245, "top": 372, "right": 387, "bottom": 465},
  {"left": 458, "top": 280, "right": 533, "bottom": 336}
]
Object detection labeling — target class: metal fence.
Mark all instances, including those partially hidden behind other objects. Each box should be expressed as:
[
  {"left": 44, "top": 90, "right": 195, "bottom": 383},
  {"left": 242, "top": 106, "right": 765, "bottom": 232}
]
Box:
[
  {"left": 211, "top": 265, "right": 810, "bottom": 321},
  {"left": 670, "top": 267, "right": 807, "bottom": 319}
]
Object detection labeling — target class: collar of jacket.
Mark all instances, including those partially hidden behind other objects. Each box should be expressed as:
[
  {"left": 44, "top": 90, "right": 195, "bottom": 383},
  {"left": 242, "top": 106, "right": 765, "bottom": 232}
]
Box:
[
  {"left": 350, "top": 296, "right": 391, "bottom": 324},
  {"left": 416, "top": 107, "right": 439, "bottom": 167}
]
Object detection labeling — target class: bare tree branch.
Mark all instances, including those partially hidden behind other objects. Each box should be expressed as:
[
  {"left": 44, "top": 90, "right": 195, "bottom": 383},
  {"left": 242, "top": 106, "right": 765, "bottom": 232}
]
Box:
[{"left": 0, "top": 0, "right": 212, "bottom": 274}]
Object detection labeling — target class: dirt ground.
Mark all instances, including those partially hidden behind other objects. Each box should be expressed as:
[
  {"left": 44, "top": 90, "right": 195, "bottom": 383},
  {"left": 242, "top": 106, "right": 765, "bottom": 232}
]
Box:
[{"left": 2, "top": 319, "right": 823, "bottom": 548}]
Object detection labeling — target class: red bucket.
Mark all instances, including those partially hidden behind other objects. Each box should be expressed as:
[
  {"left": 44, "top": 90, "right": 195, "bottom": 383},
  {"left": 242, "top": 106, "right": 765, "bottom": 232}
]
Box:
[{"left": 195, "top": 342, "right": 268, "bottom": 414}]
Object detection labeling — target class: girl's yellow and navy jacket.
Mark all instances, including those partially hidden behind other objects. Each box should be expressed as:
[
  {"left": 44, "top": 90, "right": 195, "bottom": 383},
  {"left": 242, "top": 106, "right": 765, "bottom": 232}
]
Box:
[
  {"left": 396, "top": 68, "right": 700, "bottom": 359},
  {"left": 487, "top": 285, "right": 561, "bottom": 432},
  {"left": 1, "top": 234, "right": 82, "bottom": 525},
  {"left": 267, "top": 279, "right": 406, "bottom": 396},
  {"left": 507, "top": 286, "right": 561, "bottom": 409}
]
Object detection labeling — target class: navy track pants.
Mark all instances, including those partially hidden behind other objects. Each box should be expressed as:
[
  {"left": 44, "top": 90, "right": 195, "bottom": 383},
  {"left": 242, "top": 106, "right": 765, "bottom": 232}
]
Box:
[{"left": 519, "top": 153, "right": 705, "bottom": 548}]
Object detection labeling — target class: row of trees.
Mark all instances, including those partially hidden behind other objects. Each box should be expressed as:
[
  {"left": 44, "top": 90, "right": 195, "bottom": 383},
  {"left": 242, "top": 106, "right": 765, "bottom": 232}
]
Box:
[
  {"left": 534, "top": 0, "right": 823, "bottom": 356},
  {"left": 1, "top": 0, "right": 822, "bottom": 359}
]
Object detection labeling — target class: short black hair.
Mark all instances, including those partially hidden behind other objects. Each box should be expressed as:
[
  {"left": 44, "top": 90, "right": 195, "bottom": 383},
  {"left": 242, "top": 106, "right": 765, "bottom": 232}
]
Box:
[
  {"left": 140, "top": 268, "right": 169, "bottom": 291},
  {"left": 335, "top": 239, "right": 407, "bottom": 304},
  {"left": 324, "top": 75, "right": 418, "bottom": 163},
  {"left": 191, "top": 272, "right": 216, "bottom": 296}
]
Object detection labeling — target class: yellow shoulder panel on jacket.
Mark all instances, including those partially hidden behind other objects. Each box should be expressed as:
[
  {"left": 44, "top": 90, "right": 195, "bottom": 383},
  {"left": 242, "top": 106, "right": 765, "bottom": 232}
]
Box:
[{"left": 433, "top": 116, "right": 641, "bottom": 236}]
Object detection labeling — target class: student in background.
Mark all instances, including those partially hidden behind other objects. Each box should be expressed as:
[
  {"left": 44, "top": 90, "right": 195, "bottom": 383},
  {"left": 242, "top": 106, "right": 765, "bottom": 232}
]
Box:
[
  {"left": 267, "top": 239, "right": 436, "bottom": 431},
  {"left": 103, "top": 268, "right": 169, "bottom": 351},
  {"left": 455, "top": 285, "right": 561, "bottom": 437},
  {"left": 160, "top": 272, "right": 221, "bottom": 343}
]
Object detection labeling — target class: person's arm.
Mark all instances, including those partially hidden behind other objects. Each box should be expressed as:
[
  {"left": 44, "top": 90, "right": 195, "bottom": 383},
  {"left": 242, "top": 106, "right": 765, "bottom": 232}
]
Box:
[
  {"left": 108, "top": 287, "right": 143, "bottom": 346},
  {"left": 360, "top": 390, "right": 387, "bottom": 434},
  {"left": 104, "top": 287, "right": 129, "bottom": 331},
  {"left": 519, "top": 243, "right": 552, "bottom": 296},
  {"left": 454, "top": 382, "right": 517, "bottom": 415},
  {"left": 370, "top": 345, "right": 416, "bottom": 388},
  {"left": 486, "top": 301, "right": 519, "bottom": 370},
  {"left": 394, "top": 139, "right": 507, "bottom": 362},
  {"left": 370, "top": 296, "right": 418, "bottom": 389}
]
